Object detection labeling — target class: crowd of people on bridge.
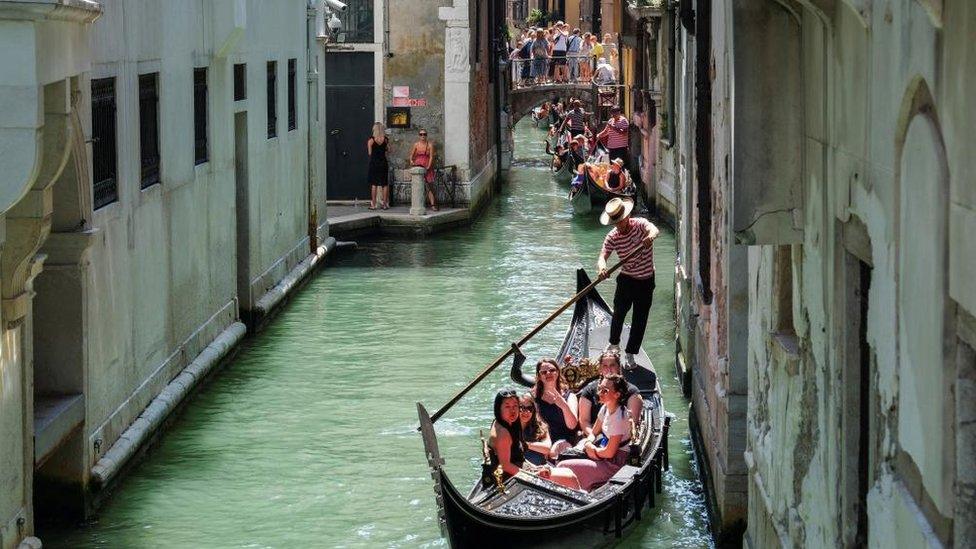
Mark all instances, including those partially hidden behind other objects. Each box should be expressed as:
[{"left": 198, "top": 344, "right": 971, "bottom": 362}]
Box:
[{"left": 509, "top": 23, "right": 618, "bottom": 88}]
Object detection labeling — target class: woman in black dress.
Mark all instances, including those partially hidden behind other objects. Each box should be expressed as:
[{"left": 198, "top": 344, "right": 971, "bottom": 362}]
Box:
[{"left": 367, "top": 122, "right": 390, "bottom": 210}]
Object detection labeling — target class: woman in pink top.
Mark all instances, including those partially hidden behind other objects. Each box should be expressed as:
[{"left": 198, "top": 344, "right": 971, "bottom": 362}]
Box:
[
  {"left": 409, "top": 129, "right": 438, "bottom": 211},
  {"left": 557, "top": 374, "right": 633, "bottom": 491}
]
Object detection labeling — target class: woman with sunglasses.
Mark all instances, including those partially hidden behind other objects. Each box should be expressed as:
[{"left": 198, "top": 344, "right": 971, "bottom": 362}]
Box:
[
  {"left": 487, "top": 389, "right": 581, "bottom": 490},
  {"left": 409, "top": 129, "right": 438, "bottom": 211},
  {"left": 519, "top": 393, "right": 551, "bottom": 466},
  {"left": 557, "top": 374, "right": 632, "bottom": 491},
  {"left": 532, "top": 358, "right": 580, "bottom": 450}
]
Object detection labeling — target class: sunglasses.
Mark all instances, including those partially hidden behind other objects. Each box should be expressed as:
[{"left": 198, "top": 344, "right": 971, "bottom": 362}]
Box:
[
  {"left": 540, "top": 368, "right": 558, "bottom": 375},
  {"left": 419, "top": 133, "right": 428, "bottom": 136},
  {"left": 597, "top": 387, "right": 611, "bottom": 395},
  {"left": 498, "top": 389, "right": 518, "bottom": 398},
  {"left": 519, "top": 405, "right": 534, "bottom": 412}
]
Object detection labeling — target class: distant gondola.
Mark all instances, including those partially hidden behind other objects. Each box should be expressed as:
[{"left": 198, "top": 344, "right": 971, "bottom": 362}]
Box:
[
  {"left": 544, "top": 139, "right": 577, "bottom": 185},
  {"left": 582, "top": 162, "right": 635, "bottom": 205},
  {"left": 417, "top": 270, "right": 670, "bottom": 548},
  {"left": 569, "top": 183, "right": 592, "bottom": 214}
]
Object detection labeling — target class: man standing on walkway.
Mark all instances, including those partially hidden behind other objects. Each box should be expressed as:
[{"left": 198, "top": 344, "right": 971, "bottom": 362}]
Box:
[{"left": 597, "top": 198, "right": 660, "bottom": 369}]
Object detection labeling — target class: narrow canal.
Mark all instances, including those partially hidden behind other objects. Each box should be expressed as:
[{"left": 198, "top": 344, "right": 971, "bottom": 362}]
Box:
[{"left": 45, "top": 120, "right": 712, "bottom": 548}]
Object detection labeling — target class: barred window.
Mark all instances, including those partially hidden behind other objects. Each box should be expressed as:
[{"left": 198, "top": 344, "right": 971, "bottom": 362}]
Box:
[
  {"left": 139, "top": 73, "right": 160, "bottom": 188},
  {"left": 234, "top": 63, "right": 246, "bottom": 101},
  {"left": 267, "top": 61, "right": 277, "bottom": 138},
  {"left": 287, "top": 58, "right": 297, "bottom": 131},
  {"left": 194, "top": 67, "right": 209, "bottom": 164},
  {"left": 336, "top": 0, "right": 373, "bottom": 43},
  {"left": 91, "top": 77, "right": 118, "bottom": 209}
]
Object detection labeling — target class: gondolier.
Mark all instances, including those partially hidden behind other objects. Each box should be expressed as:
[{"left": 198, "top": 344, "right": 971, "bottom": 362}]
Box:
[
  {"left": 597, "top": 197, "right": 660, "bottom": 369},
  {"left": 597, "top": 106, "right": 630, "bottom": 167}
]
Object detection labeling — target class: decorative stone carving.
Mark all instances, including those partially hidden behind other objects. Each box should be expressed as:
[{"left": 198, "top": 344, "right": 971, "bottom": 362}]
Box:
[{"left": 446, "top": 28, "right": 469, "bottom": 75}]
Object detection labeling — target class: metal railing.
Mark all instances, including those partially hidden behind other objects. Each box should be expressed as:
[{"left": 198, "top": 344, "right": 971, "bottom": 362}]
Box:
[{"left": 508, "top": 54, "right": 620, "bottom": 89}]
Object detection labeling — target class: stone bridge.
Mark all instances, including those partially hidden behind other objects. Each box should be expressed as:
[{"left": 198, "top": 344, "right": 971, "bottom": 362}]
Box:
[{"left": 508, "top": 83, "right": 605, "bottom": 126}]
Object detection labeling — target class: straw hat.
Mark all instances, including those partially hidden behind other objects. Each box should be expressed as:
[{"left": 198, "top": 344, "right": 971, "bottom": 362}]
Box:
[{"left": 600, "top": 197, "right": 634, "bottom": 225}]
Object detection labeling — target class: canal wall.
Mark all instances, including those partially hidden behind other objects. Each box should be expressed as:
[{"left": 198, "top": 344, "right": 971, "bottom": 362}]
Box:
[
  {"left": 631, "top": 0, "right": 976, "bottom": 547},
  {"left": 0, "top": 2, "right": 337, "bottom": 545}
]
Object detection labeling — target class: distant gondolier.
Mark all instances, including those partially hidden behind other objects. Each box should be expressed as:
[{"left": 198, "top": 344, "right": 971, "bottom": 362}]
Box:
[{"left": 597, "top": 198, "right": 660, "bottom": 369}]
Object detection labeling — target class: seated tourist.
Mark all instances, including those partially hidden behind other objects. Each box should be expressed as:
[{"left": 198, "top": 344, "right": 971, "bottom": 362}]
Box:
[
  {"left": 606, "top": 158, "right": 629, "bottom": 192},
  {"left": 533, "top": 359, "right": 580, "bottom": 448},
  {"left": 519, "top": 393, "right": 552, "bottom": 466},
  {"left": 558, "top": 374, "right": 632, "bottom": 491},
  {"left": 488, "top": 389, "right": 582, "bottom": 490},
  {"left": 568, "top": 138, "right": 587, "bottom": 167},
  {"left": 577, "top": 351, "right": 643, "bottom": 437}
]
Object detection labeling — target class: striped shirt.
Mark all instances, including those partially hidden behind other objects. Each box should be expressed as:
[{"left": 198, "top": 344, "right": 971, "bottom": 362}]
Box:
[
  {"left": 605, "top": 116, "right": 629, "bottom": 149},
  {"left": 601, "top": 218, "right": 655, "bottom": 279},
  {"left": 566, "top": 108, "right": 586, "bottom": 131}
]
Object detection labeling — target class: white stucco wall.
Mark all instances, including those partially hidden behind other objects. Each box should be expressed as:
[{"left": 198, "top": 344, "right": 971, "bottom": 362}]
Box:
[{"left": 80, "top": 0, "right": 319, "bottom": 488}]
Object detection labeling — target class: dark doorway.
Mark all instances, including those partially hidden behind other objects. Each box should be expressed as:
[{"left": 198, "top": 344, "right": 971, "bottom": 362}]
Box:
[
  {"left": 325, "top": 52, "right": 375, "bottom": 200},
  {"left": 234, "top": 111, "right": 251, "bottom": 311},
  {"left": 591, "top": 0, "right": 601, "bottom": 35},
  {"left": 854, "top": 258, "right": 872, "bottom": 547},
  {"left": 842, "top": 247, "right": 873, "bottom": 548}
]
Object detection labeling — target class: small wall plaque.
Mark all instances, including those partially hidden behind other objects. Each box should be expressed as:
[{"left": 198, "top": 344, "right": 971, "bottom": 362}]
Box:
[{"left": 387, "top": 106, "right": 411, "bottom": 129}]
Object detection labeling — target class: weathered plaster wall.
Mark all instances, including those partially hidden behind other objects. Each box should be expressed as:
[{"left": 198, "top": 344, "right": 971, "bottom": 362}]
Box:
[
  {"left": 741, "top": 0, "right": 976, "bottom": 547},
  {"left": 386, "top": 0, "right": 446, "bottom": 169}
]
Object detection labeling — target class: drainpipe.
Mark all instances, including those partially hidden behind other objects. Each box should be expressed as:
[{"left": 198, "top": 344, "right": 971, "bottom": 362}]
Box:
[
  {"left": 306, "top": 0, "right": 321, "bottom": 253},
  {"left": 492, "top": 0, "right": 504, "bottom": 190}
]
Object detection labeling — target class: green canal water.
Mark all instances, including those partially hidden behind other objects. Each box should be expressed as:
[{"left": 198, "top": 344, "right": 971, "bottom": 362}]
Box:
[{"left": 44, "top": 120, "right": 712, "bottom": 548}]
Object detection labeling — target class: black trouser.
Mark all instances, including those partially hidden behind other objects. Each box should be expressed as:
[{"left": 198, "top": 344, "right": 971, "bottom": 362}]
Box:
[
  {"left": 608, "top": 147, "right": 629, "bottom": 167},
  {"left": 609, "top": 273, "right": 655, "bottom": 354}
]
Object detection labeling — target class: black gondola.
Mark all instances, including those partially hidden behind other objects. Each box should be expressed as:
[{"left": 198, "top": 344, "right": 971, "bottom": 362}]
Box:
[
  {"left": 417, "top": 270, "right": 669, "bottom": 548},
  {"left": 583, "top": 163, "right": 635, "bottom": 205}
]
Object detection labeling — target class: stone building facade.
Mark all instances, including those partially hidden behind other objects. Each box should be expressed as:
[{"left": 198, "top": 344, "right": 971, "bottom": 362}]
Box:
[
  {"left": 324, "top": 0, "right": 500, "bottom": 211},
  {"left": 0, "top": 1, "right": 332, "bottom": 547},
  {"left": 625, "top": 0, "right": 976, "bottom": 546},
  {"left": 736, "top": 1, "right": 976, "bottom": 546}
]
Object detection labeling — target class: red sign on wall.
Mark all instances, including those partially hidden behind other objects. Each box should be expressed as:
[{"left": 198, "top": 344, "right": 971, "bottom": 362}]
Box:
[{"left": 392, "top": 97, "right": 428, "bottom": 107}]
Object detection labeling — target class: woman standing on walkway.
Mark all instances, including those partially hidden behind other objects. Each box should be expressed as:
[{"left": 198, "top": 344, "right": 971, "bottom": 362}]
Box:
[
  {"left": 409, "top": 129, "right": 438, "bottom": 211},
  {"left": 367, "top": 122, "right": 390, "bottom": 210}
]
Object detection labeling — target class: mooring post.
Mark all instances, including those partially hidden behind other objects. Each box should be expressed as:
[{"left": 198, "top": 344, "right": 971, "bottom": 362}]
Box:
[{"left": 409, "top": 166, "right": 427, "bottom": 216}]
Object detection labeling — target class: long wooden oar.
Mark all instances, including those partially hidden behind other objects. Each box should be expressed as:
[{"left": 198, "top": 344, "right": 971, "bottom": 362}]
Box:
[{"left": 427, "top": 244, "right": 645, "bottom": 425}]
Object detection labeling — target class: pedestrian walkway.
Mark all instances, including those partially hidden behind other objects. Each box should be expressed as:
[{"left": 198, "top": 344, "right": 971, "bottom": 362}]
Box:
[{"left": 327, "top": 202, "right": 469, "bottom": 239}]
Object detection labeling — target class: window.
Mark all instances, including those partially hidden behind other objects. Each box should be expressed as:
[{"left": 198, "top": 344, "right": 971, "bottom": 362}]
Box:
[
  {"left": 91, "top": 77, "right": 118, "bottom": 209},
  {"left": 773, "top": 246, "right": 794, "bottom": 335},
  {"left": 234, "top": 63, "right": 246, "bottom": 101},
  {"left": 138, "top": 73, "right": 160, "bottom": 188},
  {"left": 336, "top": 0, "right": 374, "bottom": 43},
  {"left": 194, "top": 68, "right": 209, "bottom": 164},
  {"left": 287, "top": 58, "right": 297, "bottom": 131},
  {"left": 267, "top": 61, "right": 277, "bottom": 138}
]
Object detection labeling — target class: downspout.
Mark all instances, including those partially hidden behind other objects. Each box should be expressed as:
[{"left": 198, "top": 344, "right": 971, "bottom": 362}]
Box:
[
  {"left": 492, "top": 0, "right": 504, "bottom": 190},
  {"left": 306, "top": 0, "right": 321, "bottom": 253}
]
